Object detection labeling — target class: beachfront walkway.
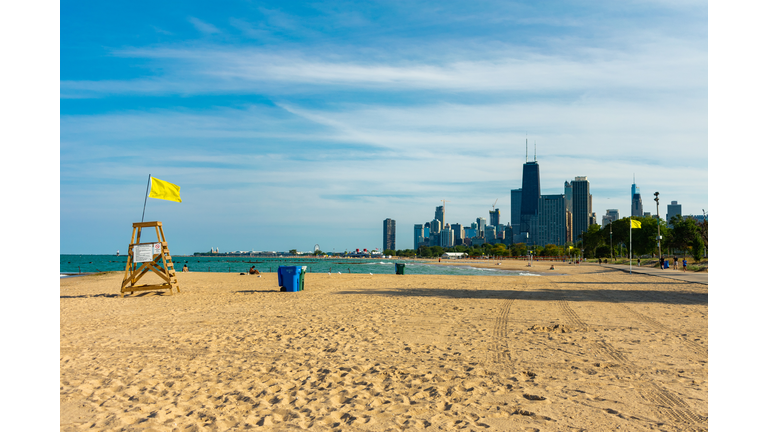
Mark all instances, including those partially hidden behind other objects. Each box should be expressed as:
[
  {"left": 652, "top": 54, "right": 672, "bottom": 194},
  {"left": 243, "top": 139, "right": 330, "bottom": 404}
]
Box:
[{"left": 597, "top": 263, "right": 708, "bottom": 285}]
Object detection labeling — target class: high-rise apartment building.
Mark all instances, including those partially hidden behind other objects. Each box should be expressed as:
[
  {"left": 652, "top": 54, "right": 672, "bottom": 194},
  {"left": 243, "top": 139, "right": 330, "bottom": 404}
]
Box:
[
  {"left": 383, "top": 218, "right": 396, "bottom": 251},
  {"left": 435, "top": 206, "right": 445, "bottom": 228},
  {"left": 413, "top": 224, "right": 424, "bottom": 249},
  {"left": 564, "top": 181, "right": 573, "bottom": 212},
  {"left": 476, "top": 217, "right": 487, "bottom": 238},
  {"left": 571, "top": 176, "right": 591, "bottom": 243},
  {"left": 537, "top": 194, "right": 568, "bottom": 246},
  {"left": 489, "top": 208, "right": 500, "bottom": 228},
  {"left": 510, "top": 188, "right": 522, "bottom": 234},
  {"left": 450, "top": 223, "right": 464, "bottom": 245},
  {"left": 430, "top": 219, "right": 441, "bottom": 235},
  {"left": 440, "top": 224, "right": 454, "bottom": 248},
  {"left": 667, "top": 201, "right": 682, "bottom": 223},
  {"left": 485, "top": 225, "right": 497, "bottom": 244},
  {"left": 602, "top": 209, "right": 620, "bottom": 228}
]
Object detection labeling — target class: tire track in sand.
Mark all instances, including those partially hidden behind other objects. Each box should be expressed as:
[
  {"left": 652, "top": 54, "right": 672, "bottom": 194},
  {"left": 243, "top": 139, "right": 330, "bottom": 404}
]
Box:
[{"left": 553, "top": 284, "right": 707, "bottom": 428}]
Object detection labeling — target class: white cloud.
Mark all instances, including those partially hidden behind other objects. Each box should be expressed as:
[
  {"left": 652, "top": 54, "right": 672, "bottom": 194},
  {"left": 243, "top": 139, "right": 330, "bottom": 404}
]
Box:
[{"left": 188, "top": 17, "right": 221, "bottom": 35}]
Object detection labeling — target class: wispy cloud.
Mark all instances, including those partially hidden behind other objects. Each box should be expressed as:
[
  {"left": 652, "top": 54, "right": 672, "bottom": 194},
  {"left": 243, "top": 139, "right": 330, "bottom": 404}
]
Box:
[
  {"left": 61, "top": 41, "right": 705, "bottom": 99},
  {"left": 188, "top": 17, "right": 221, "bottom": 35}
]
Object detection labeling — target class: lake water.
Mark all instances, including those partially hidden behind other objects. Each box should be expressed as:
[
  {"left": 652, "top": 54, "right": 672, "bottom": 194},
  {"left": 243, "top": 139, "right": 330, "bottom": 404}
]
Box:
[{"left": 60, "top": 255, "right": 541, "bottom": 277}]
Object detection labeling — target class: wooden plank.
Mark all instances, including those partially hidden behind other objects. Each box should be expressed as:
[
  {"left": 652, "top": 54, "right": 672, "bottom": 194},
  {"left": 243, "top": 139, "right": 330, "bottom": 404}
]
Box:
[
  {"left": 121, "top": 284, "right": 173, "bottom": 294},
  {"left": 132, "top": 221, "right": 162, "bottom": 228},
  {"left": 147, "top": 263, "right": 171, "bottom": 282}
]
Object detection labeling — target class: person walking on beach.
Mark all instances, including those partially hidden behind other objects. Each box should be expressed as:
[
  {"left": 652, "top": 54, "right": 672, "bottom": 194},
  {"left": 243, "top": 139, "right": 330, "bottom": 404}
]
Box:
[
  {"left": 673, "top": 256, "right": 679, "bottom": 270},
  {"left": 659, "top": 256, "right": 664, "bottom": 270},
  {"left": 682, "top": 258, "right": 687, "bottom": 272}
]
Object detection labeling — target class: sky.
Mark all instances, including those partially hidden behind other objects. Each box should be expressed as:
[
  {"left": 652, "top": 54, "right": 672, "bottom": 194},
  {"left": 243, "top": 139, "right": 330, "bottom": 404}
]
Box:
[{"left": 59, "top": 0, "right": 709, "bottom": 254}]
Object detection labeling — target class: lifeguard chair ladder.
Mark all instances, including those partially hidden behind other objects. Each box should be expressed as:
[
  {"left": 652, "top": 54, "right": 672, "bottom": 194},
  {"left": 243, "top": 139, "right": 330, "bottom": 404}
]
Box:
[{"left": 120, "top": 221, "right": 180, "bottom": 297}]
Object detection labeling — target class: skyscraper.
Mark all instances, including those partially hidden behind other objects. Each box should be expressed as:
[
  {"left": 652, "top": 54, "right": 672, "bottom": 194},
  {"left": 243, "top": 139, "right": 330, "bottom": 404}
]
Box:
[
  {"left": 451, "top": 223, "right": 464, "bottom": 245},
  {"left": 435, "top": 206, "right": 445, "bottom": 227},
  {"left": 520, "top": 161, "right": 541, "bottom": 235},
  {"left": 383, "top": 218, "right": 396, "bottom": 251},
  {"left": 667, "top": 201, "right": 682, "bottom": 223},
  {"left": 571, "top": 176, "right": 591, "bottom": 243},
  {"left": 440, "top": 224, "right": 454, "bottom": 248},
  {"left": 510, "top": 188, "right": 522, "bottom": 234},
  {"left": 564, "top": 181, "right": 573, "bottom": 212},
  {"left": 476, "top": 217, "right": 487, "bottom": 238},
  {"left": 538, "top": 194, "right": 568, "bottom": 246},
  {"left": 602, "top": 209, "right": 620, "bottom": 228},
  {"left": 413, "top": 224, "right": 424, "bottom": 249},
  {"left": 489, "top": 208, "right": 500, "bottom": 228},
  {"left": 631, "top": 179, "right": 643, "bottom": 217}
]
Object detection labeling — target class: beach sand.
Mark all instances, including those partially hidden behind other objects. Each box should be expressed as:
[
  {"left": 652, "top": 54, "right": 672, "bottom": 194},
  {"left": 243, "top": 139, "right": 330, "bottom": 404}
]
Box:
[{"left": 61, "top": 261, "right": 707, "bottom": 431}]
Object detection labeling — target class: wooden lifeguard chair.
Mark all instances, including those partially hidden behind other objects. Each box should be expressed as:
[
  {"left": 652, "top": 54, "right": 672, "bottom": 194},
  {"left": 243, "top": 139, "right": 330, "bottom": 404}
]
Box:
[{"left": 120, "top": 221, "right": 180, "bottom": 297}]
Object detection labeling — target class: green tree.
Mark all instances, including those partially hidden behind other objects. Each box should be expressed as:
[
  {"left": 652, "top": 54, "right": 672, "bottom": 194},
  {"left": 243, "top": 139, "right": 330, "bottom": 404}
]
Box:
[
  {"left": 580, "top": 224, "right": 604, "bottom": 258},
  {"left": 595, "top": 245, "right": 611, "bottom": 258},
  {"left": 289, "top": 249, "right": 298, "bottom": 255},
  {"left": 383, "top": 249, "right": 396, "bottom": 256},
  {"left": 490, "top": 243, "right": 508, "bottom": 256},
  {"left": 313, "top": 249, "right": 324, "bottom": 256},
  {"left": 668, "top": 215, "right": 700, "bottom": 257},
  {"left": 509, "top": 243, "right": 528, "bottom": 257},
  {"left": 540, "top": 244, "right": 562, "bottom": 257},
  {"left": 691, "top": 235, "right": 705, "bottom": 261}
]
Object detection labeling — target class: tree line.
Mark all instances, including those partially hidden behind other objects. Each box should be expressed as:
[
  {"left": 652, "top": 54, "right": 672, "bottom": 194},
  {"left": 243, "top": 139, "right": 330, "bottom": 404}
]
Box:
[{"left": 382, "top": 215, "right": 707, "bottom": 261}]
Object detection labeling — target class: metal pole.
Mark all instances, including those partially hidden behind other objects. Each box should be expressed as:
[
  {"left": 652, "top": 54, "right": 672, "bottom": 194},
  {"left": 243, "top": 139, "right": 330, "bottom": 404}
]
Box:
[
  {"left": 141, "top": 174, "right": 151, "bottom": 223},
  {"left": 654, "top": 192, "right": 662, "bottom": 261}
]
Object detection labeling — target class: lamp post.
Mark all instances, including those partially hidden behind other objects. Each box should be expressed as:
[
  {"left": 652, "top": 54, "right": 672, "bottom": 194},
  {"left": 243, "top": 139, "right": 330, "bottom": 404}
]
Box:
[
  {"left": 610, "top": 220, "right": 613, "bottom": 262},
  {"left": 653, "top": 192, "right": 662, "bottom": 260}
]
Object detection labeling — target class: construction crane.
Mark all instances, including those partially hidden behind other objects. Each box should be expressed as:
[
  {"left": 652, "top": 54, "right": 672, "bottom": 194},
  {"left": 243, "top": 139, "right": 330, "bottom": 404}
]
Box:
[{"left": 492, "top": 198, "right": 498, "bottom": 211}]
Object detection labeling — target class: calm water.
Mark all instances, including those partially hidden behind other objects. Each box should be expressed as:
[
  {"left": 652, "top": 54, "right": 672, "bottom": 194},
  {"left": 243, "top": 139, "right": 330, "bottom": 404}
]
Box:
[{"left": 60, "top": 255, "right": 541, "bottom": 277}]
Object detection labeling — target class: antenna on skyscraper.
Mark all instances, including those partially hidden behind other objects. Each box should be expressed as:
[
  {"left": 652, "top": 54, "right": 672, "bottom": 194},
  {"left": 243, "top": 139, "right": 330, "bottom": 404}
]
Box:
[
  {"left": 525, "top": 134, "right": 528, "bottom": 162},
  {"left": 534, "top": 140, "right": 537, "bottom": 162}
]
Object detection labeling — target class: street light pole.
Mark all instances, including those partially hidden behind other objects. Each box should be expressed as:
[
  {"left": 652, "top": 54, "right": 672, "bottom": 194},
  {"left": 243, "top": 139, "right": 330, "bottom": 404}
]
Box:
[
  {"left": 654, "top": 192, "right": 662, "bottom": 260},
  {"left": 610, "top": 220, "right": 613, "bottom": 262}
]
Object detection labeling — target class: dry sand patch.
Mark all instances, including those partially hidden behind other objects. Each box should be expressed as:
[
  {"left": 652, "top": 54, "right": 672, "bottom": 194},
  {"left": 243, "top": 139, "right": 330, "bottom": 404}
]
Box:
[{"left": 61, "top": 266, "right": 707, "bottom": 431}]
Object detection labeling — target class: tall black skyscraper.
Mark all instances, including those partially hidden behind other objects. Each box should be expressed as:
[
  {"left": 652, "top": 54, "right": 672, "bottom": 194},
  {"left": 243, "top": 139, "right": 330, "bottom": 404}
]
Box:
[
  {"left": 383, "top": 218, "right": 396, "bottom": 251},
  {"left": 571, "top": 176, "right": 591, "bottom": 243},
  {"left": 520, "top": 161, "right": 540, "bottom": 242}
]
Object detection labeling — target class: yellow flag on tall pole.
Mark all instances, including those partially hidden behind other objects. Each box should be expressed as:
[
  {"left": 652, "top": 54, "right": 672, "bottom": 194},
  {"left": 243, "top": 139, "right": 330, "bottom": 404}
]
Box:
[
  {"left": 630, "top": 220, "right": 641, "bottom": 229},
  {"left": 149, "top": 177, "right": 182, "bottom": 203}
]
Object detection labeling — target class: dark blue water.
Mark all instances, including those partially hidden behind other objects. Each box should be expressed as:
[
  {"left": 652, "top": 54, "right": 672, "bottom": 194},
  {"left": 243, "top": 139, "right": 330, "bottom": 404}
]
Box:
[{"left": 60, "top": 255, "right": 541, "bottom": 277}]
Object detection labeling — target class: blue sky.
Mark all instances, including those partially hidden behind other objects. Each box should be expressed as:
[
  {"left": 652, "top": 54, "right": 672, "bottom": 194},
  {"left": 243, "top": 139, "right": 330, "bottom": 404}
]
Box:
[{"left": 59, "top": 0, "right": 708, "bottom": 254}]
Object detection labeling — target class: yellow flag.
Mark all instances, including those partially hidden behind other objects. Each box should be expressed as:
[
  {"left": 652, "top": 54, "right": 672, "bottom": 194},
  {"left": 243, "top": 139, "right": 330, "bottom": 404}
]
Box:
[
  {"left": 149, "top": 177, "right": 182, "bottom": 203},
  {"left": 630, "top": 220, "right": 641, "bottom": 229}
]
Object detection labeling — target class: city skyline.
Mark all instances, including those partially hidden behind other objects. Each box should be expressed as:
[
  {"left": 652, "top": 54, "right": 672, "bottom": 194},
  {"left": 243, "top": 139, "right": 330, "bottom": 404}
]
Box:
[{"left": 59, "top": 1, "right": 707, "bottom": 254}]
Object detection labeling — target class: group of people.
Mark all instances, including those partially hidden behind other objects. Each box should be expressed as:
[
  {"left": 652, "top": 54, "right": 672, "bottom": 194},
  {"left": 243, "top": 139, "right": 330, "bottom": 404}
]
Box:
[
  {"left": 179, "top": 264, "right": 261, "bottom": 274},
  {"left": 659, "top": 256, "right": 687, "bottom": 271},
  {"left": 594, "top": 256, "right": 688, "bottom": 271}
]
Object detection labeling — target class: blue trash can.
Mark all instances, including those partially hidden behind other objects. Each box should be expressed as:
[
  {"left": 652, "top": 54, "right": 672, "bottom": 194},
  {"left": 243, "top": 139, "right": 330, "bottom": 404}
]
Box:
[
  {"left": 278, "top": 266, "right": 304, "bottom": 292},
  {"left": 664, "top": 260, "right": 669, "bottom": 269}
]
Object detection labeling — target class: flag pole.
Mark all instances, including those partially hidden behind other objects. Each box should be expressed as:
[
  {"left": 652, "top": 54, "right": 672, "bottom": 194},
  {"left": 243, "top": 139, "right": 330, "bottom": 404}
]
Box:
[
  {"left": 629, "top": 218, "right": 632, "bottom": 274},
  {"left": 141, "top": 174, "right": 151, "bottom": 223}
]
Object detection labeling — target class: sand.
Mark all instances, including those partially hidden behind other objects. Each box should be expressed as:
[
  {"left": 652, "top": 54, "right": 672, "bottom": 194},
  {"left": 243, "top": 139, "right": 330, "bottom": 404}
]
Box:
[{"left": 60, "top": 260, "right": 708, "bottom": 431}]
